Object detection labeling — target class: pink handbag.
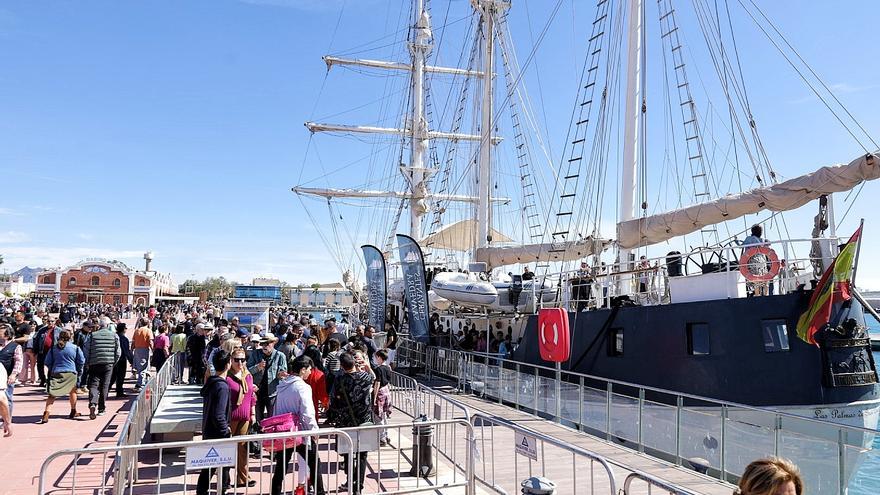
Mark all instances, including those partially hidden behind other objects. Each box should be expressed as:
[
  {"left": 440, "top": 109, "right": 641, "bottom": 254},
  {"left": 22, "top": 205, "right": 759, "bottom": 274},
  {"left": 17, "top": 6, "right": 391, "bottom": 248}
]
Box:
[{"left": 260, "top": 412, "right": 302, "bottom": 452}]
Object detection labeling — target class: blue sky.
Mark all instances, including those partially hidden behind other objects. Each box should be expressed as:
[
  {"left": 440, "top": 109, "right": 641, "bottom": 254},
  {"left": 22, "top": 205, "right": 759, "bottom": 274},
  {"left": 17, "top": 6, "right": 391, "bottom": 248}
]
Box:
[{"left": 1, "top": 0, "right": 878, "bottom": 288}]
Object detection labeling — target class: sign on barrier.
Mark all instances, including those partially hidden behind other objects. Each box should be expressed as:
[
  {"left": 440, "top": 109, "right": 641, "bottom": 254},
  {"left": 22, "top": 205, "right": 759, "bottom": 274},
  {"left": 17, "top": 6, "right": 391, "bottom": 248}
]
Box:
[
  {"left": 514, "top": 431, "right": 538, "bottom": 460},
  {"left": 185, "top": 444, "right": 236, "bottom": 470}
]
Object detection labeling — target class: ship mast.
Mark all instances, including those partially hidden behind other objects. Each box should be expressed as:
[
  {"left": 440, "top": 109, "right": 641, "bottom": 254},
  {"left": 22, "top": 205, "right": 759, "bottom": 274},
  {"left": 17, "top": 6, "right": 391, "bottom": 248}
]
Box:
[
  {"left": 295, "top": 1, "right": 494, "bottom": 243},
  {"left": 473, "top": 0, "right": 508, "bottom": 250},
  {"left": 617, "top": 0, "right": 643, "bottom": 294},
  {"left": 407, "top": 0, "right": 432, "bottom": 239}
]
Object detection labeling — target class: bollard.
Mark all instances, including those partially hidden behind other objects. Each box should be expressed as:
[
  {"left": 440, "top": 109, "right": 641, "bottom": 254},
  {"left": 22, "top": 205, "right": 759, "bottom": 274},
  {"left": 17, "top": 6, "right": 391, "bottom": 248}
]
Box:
[
  {"left": 520, "top": 476, "right": 557, "bottom": 495},
  {"left": 409, "top": 415, "right": 435, "bottom": 477}
]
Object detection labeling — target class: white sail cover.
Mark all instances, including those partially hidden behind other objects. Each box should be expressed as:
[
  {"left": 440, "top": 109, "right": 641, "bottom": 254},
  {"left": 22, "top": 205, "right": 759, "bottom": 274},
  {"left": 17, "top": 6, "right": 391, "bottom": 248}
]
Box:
[
  {"left": 475, "top": 237, "right": 610, "bottom": 269},
  {"left": 421, "top": 219, "right": 513, "bottom": 251},
  {"left": 617, "top": 152, "right": 879, "bottom": 249}
]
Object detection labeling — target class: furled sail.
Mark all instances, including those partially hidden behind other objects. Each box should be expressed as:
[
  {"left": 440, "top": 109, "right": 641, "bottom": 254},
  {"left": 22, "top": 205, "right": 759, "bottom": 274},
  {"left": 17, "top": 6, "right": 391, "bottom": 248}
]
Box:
[
  {"left": 475, "top": 237, "right": 610, "bottom": 269},
  {"left": 617, "top": 152, "right": 879, "bottom": 249},
  {"left": 421, "top": 219, "right": 513, "bottom": 251}
]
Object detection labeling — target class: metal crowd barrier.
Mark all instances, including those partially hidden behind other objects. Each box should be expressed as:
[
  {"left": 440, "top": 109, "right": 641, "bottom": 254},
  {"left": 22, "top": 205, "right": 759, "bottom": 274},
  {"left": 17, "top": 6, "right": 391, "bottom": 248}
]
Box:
[
  {"left": 425, "top": 346, "right": 467, "bottom": 389},
  {"left": 622, "top": 472, "right": 703, "bottom": 495},
  {"left": 114, "top": 352, "right": 181, "bottom": 492},
  {"left": 40, "top": 419, "right": 475, "bottom": 495},
  {"left": 456, "top": 350, "right": 878, "bottom": 495},
  {"left": 470, "top": 412, "right": 618, "bottom": 494},
  {"left": 396, "top": 338, "right": 427, "bottom": 372}
]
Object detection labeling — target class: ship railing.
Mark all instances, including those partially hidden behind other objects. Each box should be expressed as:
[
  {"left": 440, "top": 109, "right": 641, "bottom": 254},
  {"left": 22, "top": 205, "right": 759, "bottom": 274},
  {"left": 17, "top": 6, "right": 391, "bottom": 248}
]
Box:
[
  {"left": 454, "top": 349, "right": 876, "bottom": 495},
  {"left": 114, "top": 351, "right": 181, "bottom": 493},
  {"left": 551, "top": 237, "right": 833, "bottom": 312},
  {"left": 40, "top": 419, "right": 476, "bottom": 495},
  {"left": 469, "top": 412, "right": 619, "bottom": 494}
]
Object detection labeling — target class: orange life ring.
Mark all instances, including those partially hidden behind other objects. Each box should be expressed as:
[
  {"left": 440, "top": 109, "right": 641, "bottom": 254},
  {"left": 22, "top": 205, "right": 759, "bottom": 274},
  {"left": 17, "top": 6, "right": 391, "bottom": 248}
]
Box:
[{"left": 739, "top": 246, "right": 781, "bottom": 282}]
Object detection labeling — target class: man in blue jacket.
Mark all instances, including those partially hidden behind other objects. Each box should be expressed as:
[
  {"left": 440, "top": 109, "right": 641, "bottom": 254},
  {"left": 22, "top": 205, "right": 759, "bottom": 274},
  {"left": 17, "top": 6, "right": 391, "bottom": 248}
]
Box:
[{"left": 197, "top": 349, "right": 232, "bottom": 495}]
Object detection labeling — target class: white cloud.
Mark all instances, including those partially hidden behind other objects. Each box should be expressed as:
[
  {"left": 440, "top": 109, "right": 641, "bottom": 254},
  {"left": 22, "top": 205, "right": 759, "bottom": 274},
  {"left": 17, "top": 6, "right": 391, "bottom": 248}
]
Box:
[
  {"left": 0, "top": 231, "right": 29, "bottom": 243},
  {"left": 237, "top": 0, "right": 346, "bottom": 10},
  {"left": 828, "top": 82, "right": 879, "bottom": 94},
  {"left": 0, "top": 207, "right": 22, "bottom": 216},
  {"left": 77, "top": 233, "right": 94, "bottom": 240},
  {"left": 790, "top": 82, "right": 879, "bottom": 104},
  {"left": 0, "top": 246, "right": 144, "bottom": 269}
]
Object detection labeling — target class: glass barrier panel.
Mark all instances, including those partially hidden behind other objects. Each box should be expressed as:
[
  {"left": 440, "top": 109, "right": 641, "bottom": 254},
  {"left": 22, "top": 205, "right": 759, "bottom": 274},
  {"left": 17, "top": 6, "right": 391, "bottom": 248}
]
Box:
[
  {"left": 500, "top": 367, "right": 518, "bottom": 403},
  {"left": 642, "top": 399, "right": 677, "bottom": 453},
  {"left": 517, "top": 371, "right": 536, "bottom": 411},
  {"left": 580, "top": 385, "right": 608, "bottom": 434},
  {"left": 560, "top": 381, "right": 581, "bottom": 424},
  {"left": 846, "top": 438, "right": 880, "bottom": 495},
  {"left": 723, "top": 416, "right": 774, "bottom": 479},
  {"left": 610, "top": 392, "right": 640, "bottom": 443},
  {"left": 678, "top": 407, "right": 721, "bottom": 470},
  {"left": 538, "top": 376, "right": 557, "bottom": 415},
  {"left": 778, "top": 427, "right": 841, "bottom": 494}
]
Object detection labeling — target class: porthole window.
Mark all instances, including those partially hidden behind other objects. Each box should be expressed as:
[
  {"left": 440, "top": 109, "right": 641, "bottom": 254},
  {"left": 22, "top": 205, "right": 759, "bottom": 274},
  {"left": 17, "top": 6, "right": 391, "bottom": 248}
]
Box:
[
  {"left": 687, "top": 323, "right": 710, "bottom": 356},
  {"left": 761, "top": 319, "right": 790, "bottom": 353},
  {"left": 68, "top": 277, "right": 76, "bottom": 286}
]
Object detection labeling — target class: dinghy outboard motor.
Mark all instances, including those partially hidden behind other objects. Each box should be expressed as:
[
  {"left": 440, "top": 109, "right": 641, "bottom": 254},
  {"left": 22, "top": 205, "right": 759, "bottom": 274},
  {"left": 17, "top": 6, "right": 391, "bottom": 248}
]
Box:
[{"left": 509, "top": 274, "right": 523, "bottom": 307}]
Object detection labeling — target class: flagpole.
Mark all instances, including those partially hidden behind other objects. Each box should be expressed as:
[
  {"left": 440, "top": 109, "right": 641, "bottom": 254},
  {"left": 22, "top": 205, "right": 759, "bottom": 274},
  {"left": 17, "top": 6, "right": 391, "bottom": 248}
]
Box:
[{"left": 851, "top": 218, "right": 865, "bottom": 288}]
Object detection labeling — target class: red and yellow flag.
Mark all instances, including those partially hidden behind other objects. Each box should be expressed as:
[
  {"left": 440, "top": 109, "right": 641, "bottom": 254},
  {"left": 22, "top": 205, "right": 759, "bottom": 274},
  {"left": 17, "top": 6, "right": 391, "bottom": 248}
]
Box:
[{"left": 796, "top": 225, "right": 862, "bottom": 345}]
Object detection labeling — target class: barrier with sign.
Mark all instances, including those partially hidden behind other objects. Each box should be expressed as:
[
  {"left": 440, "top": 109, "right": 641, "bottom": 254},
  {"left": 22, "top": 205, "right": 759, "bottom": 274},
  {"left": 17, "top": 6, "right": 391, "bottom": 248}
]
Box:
[
  {"left": 40, "top": 420, "right": 475, "bottom": 495},
  {"left": 470, "top": 413, "right": 617, "bottom": 495}
]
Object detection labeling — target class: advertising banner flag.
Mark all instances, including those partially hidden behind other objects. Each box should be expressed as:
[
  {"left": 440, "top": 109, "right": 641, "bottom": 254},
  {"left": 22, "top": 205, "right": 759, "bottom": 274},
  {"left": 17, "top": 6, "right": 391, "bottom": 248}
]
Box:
[
  {"left": 396, "top": 234, "right": 430, "bottom": 343},
  {"left": 361, "top": 244, "right": 387, "bottom": 331}
]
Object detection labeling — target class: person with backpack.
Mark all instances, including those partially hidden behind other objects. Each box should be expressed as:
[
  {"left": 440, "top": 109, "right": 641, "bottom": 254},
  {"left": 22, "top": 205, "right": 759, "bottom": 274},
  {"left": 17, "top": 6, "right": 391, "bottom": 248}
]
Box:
[
  {"left": 74, "top": 322, "right": 93, "bottom": 394},
  {"left": 327, "top": 351, "right": 375, "bottom": 494},
  {"left": 131, "top": 318, "right": 153, "bottom": 390},
  {"left": 271, "top": 355, "right": 325, "bottom": 495},
  {"left": 109, "top": 323, "right": 134, "bottom": 397},
  {"left": 197, "top": 350, "right": 232, "bottom": 495},
  {"left": 0, "top": 324, "right": 23, "bottom": 416},
  {"left": 34, "top": 316, "right": 62, "bottom": 388},
  {"left": 40, "top": 329, "right": 85, "bottom": 423},
  {"left": 372, "top": 349, "right": 393, "bottom": 446},
  {"left": 186, "top": 323, "right": 208, "bottom": 385}
]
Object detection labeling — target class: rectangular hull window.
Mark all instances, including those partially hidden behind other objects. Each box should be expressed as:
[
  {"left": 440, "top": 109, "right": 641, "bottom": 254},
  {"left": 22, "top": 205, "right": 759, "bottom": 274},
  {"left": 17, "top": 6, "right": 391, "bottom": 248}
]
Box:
[
  {"left": 761, "top": 319, "right": 790, "bottom": 352},
  {"left": 687, "top": 323, "right": 710, "bottom": 355}
]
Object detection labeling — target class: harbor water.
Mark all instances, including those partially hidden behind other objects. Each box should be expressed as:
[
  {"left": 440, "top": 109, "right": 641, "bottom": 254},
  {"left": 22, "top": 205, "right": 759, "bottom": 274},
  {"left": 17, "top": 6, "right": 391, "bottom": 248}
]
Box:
[{"left": 850, "top": 318, "right": 880, "bottom": 494}]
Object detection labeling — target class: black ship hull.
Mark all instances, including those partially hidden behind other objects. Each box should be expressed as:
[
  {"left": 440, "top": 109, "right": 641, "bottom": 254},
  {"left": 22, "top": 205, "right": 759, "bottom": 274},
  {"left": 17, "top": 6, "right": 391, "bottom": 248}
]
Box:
[{"left": 512, "top": 292, "right": 879, "bottom": 408}]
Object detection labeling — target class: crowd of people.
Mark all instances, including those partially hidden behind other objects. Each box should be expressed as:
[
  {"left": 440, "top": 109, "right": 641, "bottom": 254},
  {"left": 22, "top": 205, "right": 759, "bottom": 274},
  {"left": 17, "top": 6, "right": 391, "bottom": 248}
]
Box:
[{"left": 0, "top": 297, "right": 398, "bottom": 494}]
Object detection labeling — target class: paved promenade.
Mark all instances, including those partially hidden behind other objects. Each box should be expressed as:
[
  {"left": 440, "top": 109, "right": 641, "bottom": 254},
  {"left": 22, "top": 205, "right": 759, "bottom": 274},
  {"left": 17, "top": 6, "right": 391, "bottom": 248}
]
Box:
[
  {"left": 1, "top": 358, "right": 137, "bottom": 494},
  {"left": 2, "top": 317, "right": 140, "bottom": 495}
]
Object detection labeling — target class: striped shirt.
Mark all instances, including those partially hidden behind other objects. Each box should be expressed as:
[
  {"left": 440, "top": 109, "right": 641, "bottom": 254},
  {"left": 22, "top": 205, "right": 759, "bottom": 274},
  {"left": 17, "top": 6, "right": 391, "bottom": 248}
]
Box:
[{"left": 323, "top": 351, "right": 341, "bottom": 373}]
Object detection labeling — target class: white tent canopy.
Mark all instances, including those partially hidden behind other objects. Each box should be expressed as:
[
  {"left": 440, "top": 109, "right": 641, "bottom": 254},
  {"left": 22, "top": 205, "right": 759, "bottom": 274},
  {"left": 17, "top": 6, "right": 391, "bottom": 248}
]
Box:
[{"left": 617, "top": 152, "right": 879, "bottom": 249}]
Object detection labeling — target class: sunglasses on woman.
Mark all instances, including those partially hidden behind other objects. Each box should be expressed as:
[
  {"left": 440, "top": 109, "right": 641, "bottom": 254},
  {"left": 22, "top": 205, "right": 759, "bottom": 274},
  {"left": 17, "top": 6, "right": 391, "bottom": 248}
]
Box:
[{"left": 233, "top": 358, "right": 247, "bottom": 363}]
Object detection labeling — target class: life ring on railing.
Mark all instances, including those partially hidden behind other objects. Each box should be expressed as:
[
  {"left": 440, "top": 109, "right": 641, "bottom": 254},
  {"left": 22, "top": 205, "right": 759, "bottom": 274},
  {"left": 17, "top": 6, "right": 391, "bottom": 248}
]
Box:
[{"left": 738, "top": 246, "right": 781, "bottom": 282}]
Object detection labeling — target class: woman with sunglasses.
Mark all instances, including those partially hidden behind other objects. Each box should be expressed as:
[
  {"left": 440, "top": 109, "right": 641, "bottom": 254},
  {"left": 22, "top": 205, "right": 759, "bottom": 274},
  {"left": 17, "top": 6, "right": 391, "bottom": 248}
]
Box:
[{"left": 226, "top": 347, "right": 257, "bottom": 487}]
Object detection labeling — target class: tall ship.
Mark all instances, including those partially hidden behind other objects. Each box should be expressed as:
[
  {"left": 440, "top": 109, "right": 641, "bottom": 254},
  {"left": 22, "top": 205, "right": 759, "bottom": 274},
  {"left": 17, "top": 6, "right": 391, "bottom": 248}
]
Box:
[{"left": 293, "top": 0, "right": 880, "bottom": 491}]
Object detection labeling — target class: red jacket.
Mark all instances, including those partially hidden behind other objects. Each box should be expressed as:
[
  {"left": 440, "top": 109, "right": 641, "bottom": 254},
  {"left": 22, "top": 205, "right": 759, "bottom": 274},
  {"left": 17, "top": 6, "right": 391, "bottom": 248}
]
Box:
[{"left": 304, "top": 367, "right": 328, "bottom": 415}]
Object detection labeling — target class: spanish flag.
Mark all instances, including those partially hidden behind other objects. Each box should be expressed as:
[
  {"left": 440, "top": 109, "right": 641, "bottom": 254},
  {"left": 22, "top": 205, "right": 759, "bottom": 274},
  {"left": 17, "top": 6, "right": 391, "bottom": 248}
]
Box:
[{"left": 796, "top": 225, "right": 862, "bottom": 345}]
